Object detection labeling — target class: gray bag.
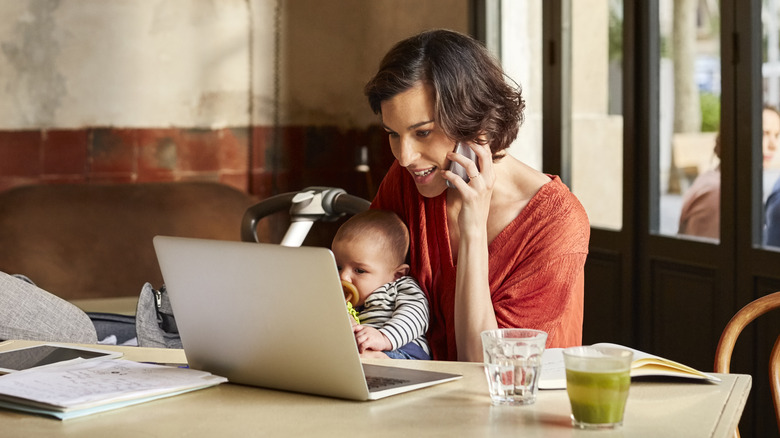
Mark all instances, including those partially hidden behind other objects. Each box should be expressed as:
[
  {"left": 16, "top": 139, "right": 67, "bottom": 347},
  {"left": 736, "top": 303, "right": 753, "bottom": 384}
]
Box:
[{"left": 135, "top": 283, "right": 182, "bottom": 349}]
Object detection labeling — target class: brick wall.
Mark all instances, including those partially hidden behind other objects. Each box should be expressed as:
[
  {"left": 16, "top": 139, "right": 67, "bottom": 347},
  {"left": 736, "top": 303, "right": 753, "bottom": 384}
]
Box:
[{"left": 0, "top": 125, "right": 394, "bottom": 203}]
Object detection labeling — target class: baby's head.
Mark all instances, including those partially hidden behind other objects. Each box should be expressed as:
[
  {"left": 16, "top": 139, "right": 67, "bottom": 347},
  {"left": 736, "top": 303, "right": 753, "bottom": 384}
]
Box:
[{"left": 332, "top": 209, "right": 410, "bottom": 306}]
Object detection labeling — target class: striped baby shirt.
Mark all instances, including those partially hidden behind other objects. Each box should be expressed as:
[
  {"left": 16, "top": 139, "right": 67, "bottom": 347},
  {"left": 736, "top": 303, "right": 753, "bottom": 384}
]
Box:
[{"left": 357, "top": 276, "right": 430, "bottom": 356}]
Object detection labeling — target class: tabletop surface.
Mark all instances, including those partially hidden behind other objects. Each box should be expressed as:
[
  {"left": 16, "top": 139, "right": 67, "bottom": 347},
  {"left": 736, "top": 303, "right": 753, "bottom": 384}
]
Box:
[
  {"left": 0, "top": 340, "right": 751, "bottom": 438},
  {"left": 68, "top": 296, "right": 138, "bottom": 316}
]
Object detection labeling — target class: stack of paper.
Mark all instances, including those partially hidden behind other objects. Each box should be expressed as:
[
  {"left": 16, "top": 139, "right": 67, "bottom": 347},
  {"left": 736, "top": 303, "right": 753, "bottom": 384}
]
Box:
[{"left": 0, "top": 358, "right": 226, "bottom": 420}]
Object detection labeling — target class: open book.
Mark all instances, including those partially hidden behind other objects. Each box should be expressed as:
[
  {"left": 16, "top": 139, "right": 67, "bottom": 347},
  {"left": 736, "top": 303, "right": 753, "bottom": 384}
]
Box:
[
  {"left": 0, "top": 358, "right": 226, "bottom": 420},
  {"left": 539, "top": 343, "right": 721, "bottom": 390}
]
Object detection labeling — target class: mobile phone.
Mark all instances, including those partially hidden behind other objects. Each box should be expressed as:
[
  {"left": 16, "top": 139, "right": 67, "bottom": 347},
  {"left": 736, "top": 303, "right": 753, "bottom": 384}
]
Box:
[
  {"left": 0, "top": 344, "right": 123, "bottom": 374},
  {"left": 446, "top": 142, "right": 478, "bottom": 188}
]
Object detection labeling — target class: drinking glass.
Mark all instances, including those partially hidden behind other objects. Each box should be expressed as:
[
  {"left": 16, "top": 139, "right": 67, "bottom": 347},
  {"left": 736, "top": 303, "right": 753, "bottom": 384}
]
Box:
[
  {"left": 480, "top": 328, "right": 547, "bottom": 405},
  {"left": 563, "top": 345, "right": 633, "bottom": 429}
]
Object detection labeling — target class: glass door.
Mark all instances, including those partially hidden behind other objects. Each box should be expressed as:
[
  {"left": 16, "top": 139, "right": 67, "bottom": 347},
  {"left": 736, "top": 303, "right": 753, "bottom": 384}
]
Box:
[
  {"left": 658, "top": 0, "right": 722, "bottom": 241},
  {"left": 570, "top": 0, "right": 624, "bottom": 231}
]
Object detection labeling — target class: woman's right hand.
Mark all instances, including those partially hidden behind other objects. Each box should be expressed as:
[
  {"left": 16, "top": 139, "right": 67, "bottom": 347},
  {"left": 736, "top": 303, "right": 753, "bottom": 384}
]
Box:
[{"left": 444, "top": 141, "right": 494, "bottom": 238}]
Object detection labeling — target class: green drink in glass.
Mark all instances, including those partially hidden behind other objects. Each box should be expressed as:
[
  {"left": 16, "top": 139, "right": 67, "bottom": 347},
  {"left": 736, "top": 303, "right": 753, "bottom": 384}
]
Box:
[{"left": 563, "top": 346, "right": 633, "bottom": 429}]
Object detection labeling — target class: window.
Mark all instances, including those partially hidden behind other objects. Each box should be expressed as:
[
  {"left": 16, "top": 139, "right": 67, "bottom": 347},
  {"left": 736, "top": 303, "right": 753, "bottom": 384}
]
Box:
[
  {"left": 570, "top": 0, "right": 624, "bottom": 230},
  {"left": 659, "top": 0, "right": 721, "bottom": 241},
  {"left": 498, "top": 0, "right": 623, "bottom": 230},
  {"left": 499, "top": 1, "right": 544, "bottom": 171},
  {"left": 762, "top": 0, "right": 780, "bottom": 248}
]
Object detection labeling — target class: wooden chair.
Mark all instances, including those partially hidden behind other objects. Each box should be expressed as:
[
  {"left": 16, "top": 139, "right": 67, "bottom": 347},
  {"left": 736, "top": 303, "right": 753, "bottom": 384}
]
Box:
[
  {"left": 714, "top": 291, "right": 780, "bottom": 437},
  {"left": 0, "top": 182, "right": 260, "bottom": 300}
]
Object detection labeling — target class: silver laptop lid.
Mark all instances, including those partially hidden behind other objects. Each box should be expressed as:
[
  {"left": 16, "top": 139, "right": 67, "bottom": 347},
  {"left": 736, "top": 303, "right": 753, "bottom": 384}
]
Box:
[{"left": 153, "top": 236, "right": 371, "bottom": 400}]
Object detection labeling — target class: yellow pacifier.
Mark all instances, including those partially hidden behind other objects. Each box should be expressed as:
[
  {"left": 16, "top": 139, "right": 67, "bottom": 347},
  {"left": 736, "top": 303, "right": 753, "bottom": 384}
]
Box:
[
  {"left": 341, "top": 280, "right": 360, "bottom": 324},
  {"left": 341, "top": 280, "right": 359, "bottom": 307}
]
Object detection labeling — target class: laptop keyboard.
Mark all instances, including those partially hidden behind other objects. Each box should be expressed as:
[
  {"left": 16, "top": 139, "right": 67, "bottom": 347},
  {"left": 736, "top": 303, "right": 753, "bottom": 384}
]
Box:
[{"left": 366, "top": 375, "right": 410, "bottom": 390}]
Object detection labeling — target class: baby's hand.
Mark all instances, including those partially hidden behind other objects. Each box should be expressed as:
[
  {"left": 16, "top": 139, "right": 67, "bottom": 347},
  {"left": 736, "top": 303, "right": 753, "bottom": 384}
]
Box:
[{"left": 352, "top": 325, "right": 392, "bottom": 353}]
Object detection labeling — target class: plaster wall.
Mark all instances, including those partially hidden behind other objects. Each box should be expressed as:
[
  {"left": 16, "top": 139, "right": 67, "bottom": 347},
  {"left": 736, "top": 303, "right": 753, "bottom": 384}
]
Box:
[
  {"left": 0, "top": 0, "right": 255, "bottom": 129},
  {"left": 277, "top": 0, "right": 468, "bottom": 127},
  {"left": 0, "top": 0, "right": 468, "bottom": 130}
]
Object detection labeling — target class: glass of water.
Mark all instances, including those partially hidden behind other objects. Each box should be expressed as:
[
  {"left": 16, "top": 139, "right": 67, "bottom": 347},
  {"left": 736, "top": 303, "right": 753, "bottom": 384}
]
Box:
[{"left": 480, "top": 328, "right": 548, "bottom": 405}]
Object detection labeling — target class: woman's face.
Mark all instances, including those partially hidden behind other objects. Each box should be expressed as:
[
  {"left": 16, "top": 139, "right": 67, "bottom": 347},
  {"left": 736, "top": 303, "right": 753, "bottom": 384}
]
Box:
[
  {"left": 380, "top": 82, "right": 456, "bottom": 198},
  {"left": 763, "top": 108, "right": 780, "bottom": 167}
]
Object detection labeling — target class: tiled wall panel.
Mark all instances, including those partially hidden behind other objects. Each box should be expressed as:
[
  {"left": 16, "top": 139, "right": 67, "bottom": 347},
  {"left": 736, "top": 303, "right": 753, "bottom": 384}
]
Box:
[{"left": 0, "top": 125, "right": 392, "bottom": 202}]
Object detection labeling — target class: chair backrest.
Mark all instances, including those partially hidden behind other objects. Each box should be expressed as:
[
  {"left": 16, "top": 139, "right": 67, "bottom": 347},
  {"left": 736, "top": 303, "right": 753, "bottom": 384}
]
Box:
[
  {"left": 714, "top": 291, "right": 780, "bottom": 437},
  {"left": 0, "top": 182, "right": 259, "bottom": 300}
]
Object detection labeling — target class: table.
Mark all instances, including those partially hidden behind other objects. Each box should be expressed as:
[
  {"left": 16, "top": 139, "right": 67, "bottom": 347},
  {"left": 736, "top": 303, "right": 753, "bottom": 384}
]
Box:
[
  {"left": 69, "top": 296, "right": 138, "bottom": 315},
  {"left": 0, "top": 340, "right": 751, "bottom": 437}
]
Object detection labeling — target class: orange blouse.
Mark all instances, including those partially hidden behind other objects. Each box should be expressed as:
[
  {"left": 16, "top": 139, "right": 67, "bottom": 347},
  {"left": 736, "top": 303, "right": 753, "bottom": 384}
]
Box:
[{"left": 371, "top": 161, "right": 590, "bottom": 360}]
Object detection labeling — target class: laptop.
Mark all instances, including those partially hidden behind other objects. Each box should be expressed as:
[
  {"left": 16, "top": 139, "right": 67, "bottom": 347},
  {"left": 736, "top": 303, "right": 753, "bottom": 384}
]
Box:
[{"left": 152, "top": 236, "right": 461, "bottom": 401}]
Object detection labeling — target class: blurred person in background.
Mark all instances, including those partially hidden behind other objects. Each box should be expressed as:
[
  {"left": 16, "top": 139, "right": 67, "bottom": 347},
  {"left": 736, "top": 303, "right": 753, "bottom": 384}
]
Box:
[{"left": 679, "top": 104, "right": 780, "bottom": 239}]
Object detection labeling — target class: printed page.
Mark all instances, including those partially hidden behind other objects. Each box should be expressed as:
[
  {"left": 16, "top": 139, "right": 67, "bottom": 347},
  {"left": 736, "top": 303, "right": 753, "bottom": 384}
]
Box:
[
  {"left": 539, "top": 348, "right": 567, "bottom": 389},
  {"left": 0, "top": 358, "right": 226, "bottom": 411}
]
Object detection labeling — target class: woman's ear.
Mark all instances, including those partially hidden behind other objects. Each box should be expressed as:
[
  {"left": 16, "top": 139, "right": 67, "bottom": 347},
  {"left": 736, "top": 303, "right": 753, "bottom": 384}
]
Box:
[{"left": 393, "top": 263, "right": 410, "bottom": 280}]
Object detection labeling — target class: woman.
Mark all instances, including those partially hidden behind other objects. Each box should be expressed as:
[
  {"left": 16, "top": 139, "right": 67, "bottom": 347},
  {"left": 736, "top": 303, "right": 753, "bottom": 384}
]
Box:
[{"left": 365, "top": 29, "right": 590, "bottom": 361}]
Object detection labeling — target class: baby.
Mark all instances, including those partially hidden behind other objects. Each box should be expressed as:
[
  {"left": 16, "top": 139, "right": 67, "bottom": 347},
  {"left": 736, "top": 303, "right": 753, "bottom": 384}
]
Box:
[{"left": 332, "top": 209, "right": 430, "bottom": 360}]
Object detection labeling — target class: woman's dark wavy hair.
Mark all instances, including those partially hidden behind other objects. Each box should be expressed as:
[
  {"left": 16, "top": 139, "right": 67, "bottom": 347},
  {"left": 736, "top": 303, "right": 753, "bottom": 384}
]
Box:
[{"left": 364, "top": 29, "right": 525, "bottom": 157}]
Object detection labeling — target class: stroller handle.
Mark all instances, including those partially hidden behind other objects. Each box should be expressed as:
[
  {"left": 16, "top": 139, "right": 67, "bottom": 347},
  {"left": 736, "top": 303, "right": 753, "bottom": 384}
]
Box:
[{"left": 241, "top": 187, "right": 370, "bottom": 244}]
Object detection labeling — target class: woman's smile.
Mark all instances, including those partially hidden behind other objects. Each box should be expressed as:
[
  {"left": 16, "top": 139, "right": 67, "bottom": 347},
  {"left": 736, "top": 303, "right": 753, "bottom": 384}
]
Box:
[{"left": 410, "top": 166, "right": 438, "bottom": 183}]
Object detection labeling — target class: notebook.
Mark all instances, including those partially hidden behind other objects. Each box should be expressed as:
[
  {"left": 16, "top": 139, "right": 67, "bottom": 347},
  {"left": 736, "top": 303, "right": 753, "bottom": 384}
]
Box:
[{"left": 153, "top": 236, "right": 461, "bottom": 401}]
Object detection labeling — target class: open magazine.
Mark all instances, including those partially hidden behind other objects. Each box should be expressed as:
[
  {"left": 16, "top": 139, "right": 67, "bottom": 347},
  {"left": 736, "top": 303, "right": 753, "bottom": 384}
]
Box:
[{"left": 539, "top": 342, "right": 721, "bottom": 390}]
